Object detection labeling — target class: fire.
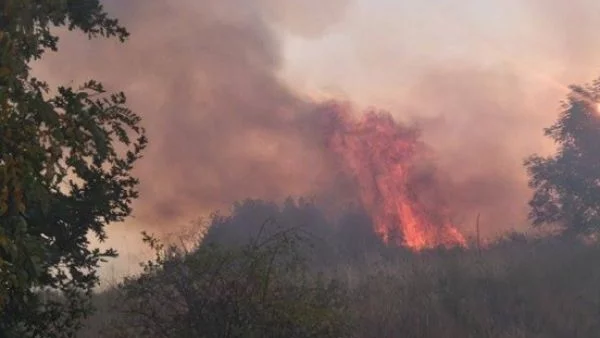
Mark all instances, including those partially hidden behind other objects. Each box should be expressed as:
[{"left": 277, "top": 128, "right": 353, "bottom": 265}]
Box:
[{"left": 321, "top": 103, "right": 466, "bottom": 250}]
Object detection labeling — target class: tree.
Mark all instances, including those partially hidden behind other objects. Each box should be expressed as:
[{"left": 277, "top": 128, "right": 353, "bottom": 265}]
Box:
[
  {"left": 525, "top": 78, "right": 600, "bottom": 236},
  {"left": 0, "top": 1, "right": 146, "bottom": 336}
]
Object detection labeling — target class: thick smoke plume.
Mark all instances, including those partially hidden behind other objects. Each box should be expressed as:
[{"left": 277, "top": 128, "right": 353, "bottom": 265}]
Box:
[
  {"left": 34, "top": 0, "right": 352, "bottom": 228},
  {"left": 31, "top": 0, "right": 600, "bottom": 273},
  {"left": 282, "top": 0, "right": 600, "bottom": 237}
]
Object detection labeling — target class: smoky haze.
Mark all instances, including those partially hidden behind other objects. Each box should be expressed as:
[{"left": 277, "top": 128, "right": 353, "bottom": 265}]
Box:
[
  {"left": 34, "top": 0, "right": 354, "bottom": 230},
  {"left": 280, "top": 0, "right": 600, "bottom": 237},
  {"left": 31, "top": 0, "right": 600, "bottom": 273}
]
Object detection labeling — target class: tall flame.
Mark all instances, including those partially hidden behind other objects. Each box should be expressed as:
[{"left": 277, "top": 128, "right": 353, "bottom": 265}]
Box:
[{"left": 322, "top": 104, "right": 466, "bottom": 250}]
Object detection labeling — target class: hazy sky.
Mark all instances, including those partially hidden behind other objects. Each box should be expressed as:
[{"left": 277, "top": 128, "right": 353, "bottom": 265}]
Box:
[
  {"left": 281, "top": 0, "right": 598, "bottom": 106},
  {"left": 33, "top": 0, "right": 600, "bottom": 284}
]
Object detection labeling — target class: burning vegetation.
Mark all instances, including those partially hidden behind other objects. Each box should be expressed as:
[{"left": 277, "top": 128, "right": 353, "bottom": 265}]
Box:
[{"left": 321, "top": 103, "right": 466, "bottom": 250}]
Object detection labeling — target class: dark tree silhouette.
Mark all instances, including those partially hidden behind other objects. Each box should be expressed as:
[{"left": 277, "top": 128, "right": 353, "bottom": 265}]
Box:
[
  {"left": 0, "top": 1, "right": 146, "bottom": 336},
  {"left": 525, "top": 78, "right": 600, "bottom": 235}
]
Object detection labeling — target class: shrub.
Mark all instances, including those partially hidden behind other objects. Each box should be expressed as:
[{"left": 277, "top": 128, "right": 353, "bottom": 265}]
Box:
[{"left": 101, "top": 224, "right": 349, "bottom": 338}]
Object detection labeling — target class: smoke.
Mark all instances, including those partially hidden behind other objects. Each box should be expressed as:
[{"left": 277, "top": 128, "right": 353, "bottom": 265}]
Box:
[
  {"left": 30, "top": 0, "right": 600, "bottom": 276},
  {"left": 34, "top": 0, "right": 355, "bottom": 229},
  {"left": 525, "top": 0, "right": 600, "bottom": 81},
  {"left": 259, "top": 0, "right": 352, "bottom": 38},
  {"left": 280, "top": 0, "right": 600, "bottom": 237},
  {"left": 404, "top": 0, "right": 600, "bottom": 236},
  {"left": 403, "top": 66, "right": 539, "bottom": 236}
]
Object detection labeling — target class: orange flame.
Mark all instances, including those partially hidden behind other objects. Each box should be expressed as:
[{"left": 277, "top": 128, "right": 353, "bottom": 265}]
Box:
[{"left": 322, "top": 104, "right": 466, "bottom": 250}]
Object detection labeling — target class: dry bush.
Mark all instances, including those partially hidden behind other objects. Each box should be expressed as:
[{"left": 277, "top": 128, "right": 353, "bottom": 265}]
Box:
[{"left": 93, "top": 224, "right": 349, "bottom": 338}]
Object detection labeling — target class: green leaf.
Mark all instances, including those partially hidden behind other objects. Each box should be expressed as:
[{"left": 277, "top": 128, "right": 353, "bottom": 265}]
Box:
[{"left": 0, "top": 1, "right": 145, "bottom": 336}]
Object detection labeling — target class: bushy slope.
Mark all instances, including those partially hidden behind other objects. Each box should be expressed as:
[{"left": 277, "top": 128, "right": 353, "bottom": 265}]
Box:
[{"left": 79, "top": 199, "right": 600, "bottom": 338}]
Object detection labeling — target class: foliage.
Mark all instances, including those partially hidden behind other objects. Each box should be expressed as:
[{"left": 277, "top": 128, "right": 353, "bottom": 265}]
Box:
[
  {"left": 80, "top": 227, "right": 600, "bottom": 338},
  {"left": 103, "top": 225, "right": 349, "bottom": 338},
  {"left": 0, "top": 1, "right": 145, "bottom": 336},
  {"left": 525, "top": 78, "right": 600, "bottom": 235}
]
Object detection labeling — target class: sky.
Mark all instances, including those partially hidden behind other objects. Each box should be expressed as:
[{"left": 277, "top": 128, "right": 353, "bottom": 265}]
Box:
[
  {"left": 281, "top": 0, "right": 597, "bottom": 105},
  {"left": 32, "top": 0, "right": 600, "bottom": 285}
]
